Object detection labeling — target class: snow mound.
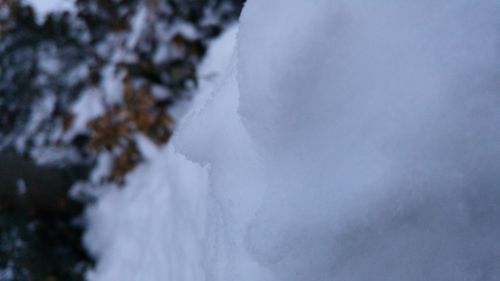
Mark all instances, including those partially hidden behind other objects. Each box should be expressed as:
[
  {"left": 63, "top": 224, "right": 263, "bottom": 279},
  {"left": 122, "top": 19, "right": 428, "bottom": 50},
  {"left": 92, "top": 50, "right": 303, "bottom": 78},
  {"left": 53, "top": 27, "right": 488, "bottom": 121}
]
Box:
[{"left": 85, "top": 1, "right": 500, "bottom": 280}]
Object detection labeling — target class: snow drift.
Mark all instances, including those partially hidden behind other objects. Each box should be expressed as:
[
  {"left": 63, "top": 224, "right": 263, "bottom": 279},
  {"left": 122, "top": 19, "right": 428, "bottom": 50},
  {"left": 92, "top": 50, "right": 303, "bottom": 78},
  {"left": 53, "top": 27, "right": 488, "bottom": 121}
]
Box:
[{"left": 85, "top": 0, "right": 500, "bottom": 280}]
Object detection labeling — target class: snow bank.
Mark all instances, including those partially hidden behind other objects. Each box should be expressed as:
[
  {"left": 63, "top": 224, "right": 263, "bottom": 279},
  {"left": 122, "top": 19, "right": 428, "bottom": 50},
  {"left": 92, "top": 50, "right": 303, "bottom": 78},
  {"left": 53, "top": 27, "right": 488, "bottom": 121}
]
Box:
[
  {"left": 235, "top": 1, "right": 500, "bottom": 280},
  {"left": 85, "top": 1, "right": 500, "bottom": 280}
]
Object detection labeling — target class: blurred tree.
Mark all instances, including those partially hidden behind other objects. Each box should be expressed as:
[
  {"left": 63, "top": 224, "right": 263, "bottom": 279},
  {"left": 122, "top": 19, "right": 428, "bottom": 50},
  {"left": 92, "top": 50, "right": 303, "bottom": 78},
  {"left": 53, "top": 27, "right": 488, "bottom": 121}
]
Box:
[
  {"left": 0, "top": 0, "right": 244, "bottom": 181},
  {"left": 0, "top": 0, "right": 244, "bottom": 280},
  {"left": 0, "top": 2, "right": 82, "bottom": 137}
]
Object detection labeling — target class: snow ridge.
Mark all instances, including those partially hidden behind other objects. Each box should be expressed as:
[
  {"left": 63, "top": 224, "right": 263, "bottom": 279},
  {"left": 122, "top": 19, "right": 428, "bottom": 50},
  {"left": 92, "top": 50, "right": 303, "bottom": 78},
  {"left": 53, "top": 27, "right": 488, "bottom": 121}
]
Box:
[{"left": 85, "top": 1, "right": 500, "bottom": 280}]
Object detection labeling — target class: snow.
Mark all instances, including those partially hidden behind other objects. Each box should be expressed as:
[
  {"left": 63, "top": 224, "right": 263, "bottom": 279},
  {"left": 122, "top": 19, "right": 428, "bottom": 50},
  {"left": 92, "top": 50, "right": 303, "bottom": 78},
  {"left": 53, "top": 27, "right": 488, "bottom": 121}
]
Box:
[
  {"left": 84, "top": 25, "right": 239, "bottom": 281},
  {"left": 127, "top": 6, "right": 148, "bottom": 50},
  {"left": 24, "top": 0, "right": 75, "bottom": 22},
  {"left": 85, "top": 1, "right": 500, "bottom": 281},
  {"left": 170, "top": 25, "right": 239, "bottom": 122},
  {"left": 30, "top": 146, "right": 83, "bottom": 167},
  {"left": 84, "top": 146, "right": 211, "bottom": 281},
  {"left": 100, "top": 64, "right": 125, "bottom": 105},
  {"left": 16, "top": 179, "right": 26, "bottom": 195},
  {"left": 14, "top": 93, "right": 56, "bottom": 152},
  {"left": 0, "top": 262, "right": 14, "bottom": 281}
]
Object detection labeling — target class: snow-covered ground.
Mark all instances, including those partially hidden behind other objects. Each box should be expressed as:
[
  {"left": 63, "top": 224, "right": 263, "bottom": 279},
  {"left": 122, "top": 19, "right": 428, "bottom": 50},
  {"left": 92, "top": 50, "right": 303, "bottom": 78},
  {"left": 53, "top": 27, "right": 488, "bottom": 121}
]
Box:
[{"left": 84, "top": 0, "right": 500, "bottom": 280}]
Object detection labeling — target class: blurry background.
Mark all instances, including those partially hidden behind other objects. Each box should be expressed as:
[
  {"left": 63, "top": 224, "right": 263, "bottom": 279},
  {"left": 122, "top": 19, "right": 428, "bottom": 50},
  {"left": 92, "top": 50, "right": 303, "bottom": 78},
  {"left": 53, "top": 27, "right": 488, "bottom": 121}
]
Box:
[{"left": 0, "top": 0, "right": 243, "bottom": 280}]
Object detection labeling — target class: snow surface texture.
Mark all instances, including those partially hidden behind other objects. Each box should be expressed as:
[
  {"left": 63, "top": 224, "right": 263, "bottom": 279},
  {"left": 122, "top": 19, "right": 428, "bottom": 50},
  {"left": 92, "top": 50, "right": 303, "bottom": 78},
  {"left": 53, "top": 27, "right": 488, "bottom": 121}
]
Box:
[{"left": 85, "top": 1, "right": 500, "bottom": 280}]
